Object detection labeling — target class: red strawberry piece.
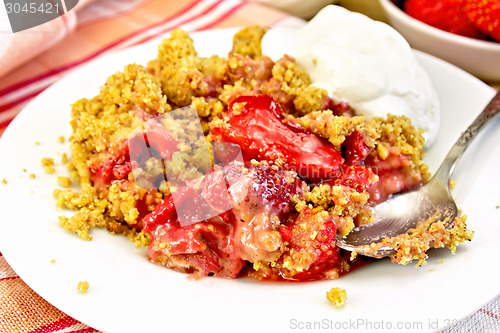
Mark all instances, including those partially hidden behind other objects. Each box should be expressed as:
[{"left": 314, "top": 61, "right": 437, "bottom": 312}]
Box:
[
  {"left": 464, "top": 0, "right": 500, "bottom": 41},
  {"left": 200, "top": 168, "right": 232, "bottom": 214},
  {"left": 211, "top": 95, "right": 344, "bottom": 181},
  {"left": 331, "top": 100, "right": 353, "bottom": 116},
  {"left": 404, "top": 0, "right": 486, "bottom": 39},
  {"left": 148, "top": 216, "right": 244, "bottom": 278}
]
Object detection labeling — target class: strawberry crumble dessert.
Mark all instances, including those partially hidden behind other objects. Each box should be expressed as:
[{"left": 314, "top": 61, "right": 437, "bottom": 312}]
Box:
[
  {"left": 397, "top": 0, "right": 500, "bottom": 42},
  {"left": 54, "top": 25, "right": 472, "bottom": 281}
]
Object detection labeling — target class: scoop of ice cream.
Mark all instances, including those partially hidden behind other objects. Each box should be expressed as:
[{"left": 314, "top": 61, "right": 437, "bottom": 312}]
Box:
[{"left": 262, "top": 5, "right": 440, "bottom": 145}]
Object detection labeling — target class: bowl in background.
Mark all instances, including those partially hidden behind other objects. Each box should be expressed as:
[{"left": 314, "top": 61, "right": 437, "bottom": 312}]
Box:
[{"left": 378, "top": 0, "right": 500, "bottom": 83}]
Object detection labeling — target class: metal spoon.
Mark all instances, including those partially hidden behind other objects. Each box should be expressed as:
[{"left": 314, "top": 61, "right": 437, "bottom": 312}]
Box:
[{"left": 336, "top": 90, "right": 500, "bottom": 257}]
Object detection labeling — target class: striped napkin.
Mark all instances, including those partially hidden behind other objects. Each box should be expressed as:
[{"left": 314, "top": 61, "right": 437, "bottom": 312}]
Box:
[{"left": 0, "top": 0, "right": 498, "bottom": 332}]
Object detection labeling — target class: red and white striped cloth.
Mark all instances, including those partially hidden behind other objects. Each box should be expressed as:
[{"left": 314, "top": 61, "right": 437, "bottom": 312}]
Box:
[{"left": 0, "top": 1, "right": 498, "bottom": 332}]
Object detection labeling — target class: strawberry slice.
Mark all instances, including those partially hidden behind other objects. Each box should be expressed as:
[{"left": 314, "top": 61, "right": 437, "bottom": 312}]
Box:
[
  {"left": 464, "top": 0, "right": 500, "bottom": 41},
  {"left": 211, "top": 95, "right": 344, "bottom": 181},
  {"left": 404, "top": 0, "right": 486, "bottom": 39}
]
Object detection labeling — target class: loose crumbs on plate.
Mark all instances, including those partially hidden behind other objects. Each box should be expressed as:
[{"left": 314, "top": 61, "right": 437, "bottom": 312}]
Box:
[
  {"left": 41, "top": 157, "right": 56, "bottom": 174},
  {"left": 54, "top": 27, "right": 473, "bottom": 284},
  {"left": 326, "top": 287, "right": 347, "bottom": 308}
]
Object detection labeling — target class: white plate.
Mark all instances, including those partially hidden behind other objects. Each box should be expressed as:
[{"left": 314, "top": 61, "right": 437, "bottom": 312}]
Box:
[{"left": 0, "top": 28, "right": 498, "bottom": 333}]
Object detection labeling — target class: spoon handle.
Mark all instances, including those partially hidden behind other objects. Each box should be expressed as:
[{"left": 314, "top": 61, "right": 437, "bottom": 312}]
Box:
[{"left": 434, "top": 90, "right": 500, "bottom": 181}]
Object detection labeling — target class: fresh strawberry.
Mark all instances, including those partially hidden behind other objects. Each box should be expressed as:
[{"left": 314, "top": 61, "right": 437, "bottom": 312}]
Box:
[
  {"left": 464, "top": 0, "right": 500, "bottom": 41},
  {"left": 404, "top": 0, "right": 486, "bottom": 39}
]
